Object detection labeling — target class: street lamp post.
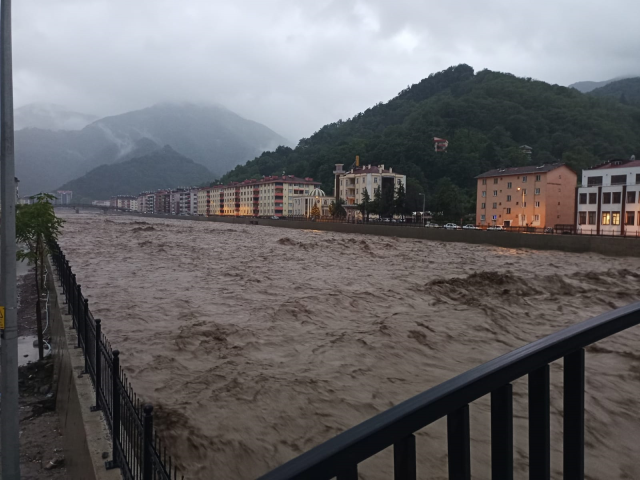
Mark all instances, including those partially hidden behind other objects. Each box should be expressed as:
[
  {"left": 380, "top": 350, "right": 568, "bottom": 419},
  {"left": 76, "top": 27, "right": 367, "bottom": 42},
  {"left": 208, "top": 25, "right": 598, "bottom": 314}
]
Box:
[
  {"left": 517, "top": 187, "right": 525, "bottom": 227},
  {"left": 418, "top": 192, "right": 425, "bottom": 226}
]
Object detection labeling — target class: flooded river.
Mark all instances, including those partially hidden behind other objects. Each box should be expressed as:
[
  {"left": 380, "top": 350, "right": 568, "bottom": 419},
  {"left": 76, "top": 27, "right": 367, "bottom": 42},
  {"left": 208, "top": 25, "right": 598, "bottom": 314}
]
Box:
[{"left": 58, "top": 212, "right": 640, "bottom": 479}]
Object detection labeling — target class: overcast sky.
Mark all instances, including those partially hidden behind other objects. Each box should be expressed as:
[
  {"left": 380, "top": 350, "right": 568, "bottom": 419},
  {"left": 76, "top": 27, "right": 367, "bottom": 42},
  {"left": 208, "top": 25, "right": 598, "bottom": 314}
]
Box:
[{"left": 13, "top": 0, "right": 640, "bottom": 142}]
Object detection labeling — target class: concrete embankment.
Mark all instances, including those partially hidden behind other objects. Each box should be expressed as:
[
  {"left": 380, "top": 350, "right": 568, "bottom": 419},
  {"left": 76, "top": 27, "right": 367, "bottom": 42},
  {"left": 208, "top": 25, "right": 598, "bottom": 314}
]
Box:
[{"left": 124, "top": 213, "right": 640, "bottom": 258}]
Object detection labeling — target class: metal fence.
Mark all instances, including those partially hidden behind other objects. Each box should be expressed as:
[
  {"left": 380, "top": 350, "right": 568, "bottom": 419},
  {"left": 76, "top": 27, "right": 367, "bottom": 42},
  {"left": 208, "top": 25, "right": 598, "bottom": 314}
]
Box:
[
  {"left": 50, "top": 241, "right": 184, "bottom": 480},
  {"left": 259, "top": 301, "right": 640, "bottom": 480}
]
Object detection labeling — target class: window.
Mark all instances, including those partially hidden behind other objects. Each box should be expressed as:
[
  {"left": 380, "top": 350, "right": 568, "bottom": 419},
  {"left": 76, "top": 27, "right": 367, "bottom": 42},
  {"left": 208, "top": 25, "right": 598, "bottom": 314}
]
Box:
[
  {"left": 611, "top": 175, "right": 627, "bottom": 185},
  {"left": 522, "top": 176, "right": 527, "bottom": 182},
  {"left": 603, "top": 192, "right": 611, "bottom": 204},
  {"left": 374, "top": 178, "right": 378, "bottom": 183},
  {"left": 612, "top": 212, "right": 621, "bottom": 225},
  {"left": 602, "top": 212, "right": 611, "bottom": 225},
  {"left": 482, "top": 191, "right": 486, "bottom": 197},
  {"left": 627, "top": 191, "right": 636, "bottom": 203},
  {"left": 612, "top": 192, "right": 621, "bottom": 203},
  {"left": 523, "top": 202, "right": 527, "bottom": 207},
  {"left": 588, "top": 193, "right": 597, "bottom": 204},
  {"left": 481, "top": 203, "right": 486, "bottom": 209},
  {"left": 534, "top": 214, "right": 540, "bottom": 222},
  {"left": 637, "top": 173, "right": 640, "bottom": 184},
  {"left": 535, "top": 201, "right": 540, "bottom": 207},
  {"left": 523, "top": 189, "right": 527, "bottom": 195},
  {"left": 579, "top": 193, "right": 587, "bottom": 204},
  {"left": 626, "top": 211, "right": 635, "bottom": 226},
  {"left": 588, "top": 211, "right": 596, "bottom": 225},
  {"left": 493, "top": 178, "right": 498, "bottom": 184},
  {"left": 356, "top": 178, "right": 359, "bottom": 184},
  {"left": 493, "top": 190, "right": 498, "bottom": 197},
  {"left": 507, "top": 182, "right": 512, "bottom": 189},
  {"left": 506, "top": 208, "right": 511, "bottom": 214},
  {"left": 587, "top": 176, "right": 603, "bottom": 187},
  {"left": 507, "top": 195, "right": 512, "bottom": 201},
  {"left": 482, "top": 179, "right": 487, "bottom": 185},
  {"left": 481, "top": 214, "right": 486, "bottom": 221},
  {"left": 534, "top": 188, "right": 541, "bottom": 195},
  {"left": 492, "top": 203, "right": 497, "bottom": 209},
  {"left": 579, "top": 212, "right": 587, "bottom": 225},
  {"left": 535, "top": 174, "right": 541, "bottom": 181}
]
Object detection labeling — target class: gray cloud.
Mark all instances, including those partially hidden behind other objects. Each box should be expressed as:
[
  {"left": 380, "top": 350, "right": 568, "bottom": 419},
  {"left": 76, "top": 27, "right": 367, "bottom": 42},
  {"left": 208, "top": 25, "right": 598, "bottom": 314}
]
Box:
[{"left": 13, "top": 0, "right": 640, "bottom": 142}]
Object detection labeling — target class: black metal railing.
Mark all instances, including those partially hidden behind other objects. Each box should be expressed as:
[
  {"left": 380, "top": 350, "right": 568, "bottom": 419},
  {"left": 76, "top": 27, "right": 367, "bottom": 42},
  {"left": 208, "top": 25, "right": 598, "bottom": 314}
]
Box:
[
  {"left": 50, "top": 241, "right": 184, "bottom": 480},
  {"left": 259, "top": 301, "right": 640, "bottom": 480}
]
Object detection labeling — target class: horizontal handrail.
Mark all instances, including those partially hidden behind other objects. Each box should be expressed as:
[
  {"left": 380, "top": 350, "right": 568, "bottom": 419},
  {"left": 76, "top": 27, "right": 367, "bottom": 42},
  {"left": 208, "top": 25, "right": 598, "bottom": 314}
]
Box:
[{"left": 259, "top": 301, "right": 640, "bottom": 480}]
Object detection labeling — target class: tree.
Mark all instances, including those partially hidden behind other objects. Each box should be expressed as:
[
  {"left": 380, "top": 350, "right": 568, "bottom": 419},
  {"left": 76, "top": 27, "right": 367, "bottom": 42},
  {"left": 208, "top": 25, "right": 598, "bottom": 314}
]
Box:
[
  {"left": 432, "top": 177, "right": 466, "bottom": 223},
  {"left": 370, "top": 186, "right": 382, "bottom": 217},
  {"left": 16, "top": 193, "right": 65, "bottom": 360},
  {"left": 394, "top": 183, "right": 406, "bottom": 218},
  {"left": 380, "top": 183, "right": 395, "bottom": 218},
  {"left": 310, "top": 203, "right": 321, "bottom": 218},
  {"left": 357, "top": 188, "right": 371, "bottom": 221},
  {"left": 329, "top": 198, "right": 347, "bottom": 219}
]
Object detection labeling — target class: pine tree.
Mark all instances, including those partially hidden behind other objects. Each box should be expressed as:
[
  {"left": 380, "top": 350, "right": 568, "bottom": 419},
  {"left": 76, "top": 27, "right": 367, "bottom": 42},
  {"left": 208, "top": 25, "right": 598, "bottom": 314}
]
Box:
[
  {"left": 310, "top": 203, "right": 321, "bottom": 218},
  {"left": 394, "top": 183, "right": 406, "bottom": 218},
  {"left": 371, "top": 186, "right": 381, "bottom": 217},
  {"left": 358, "top": 188, "right": 371, "bottom": 221}
]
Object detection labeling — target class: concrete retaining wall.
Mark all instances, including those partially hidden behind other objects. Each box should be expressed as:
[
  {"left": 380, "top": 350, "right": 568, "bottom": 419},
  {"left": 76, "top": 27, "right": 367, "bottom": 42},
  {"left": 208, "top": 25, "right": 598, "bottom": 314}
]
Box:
[
  {"left": 47, "top": 258, "right": 121, "bottom": 480},
  {"left": 125, "top": 212, "right": 640, "bottom": 258}
]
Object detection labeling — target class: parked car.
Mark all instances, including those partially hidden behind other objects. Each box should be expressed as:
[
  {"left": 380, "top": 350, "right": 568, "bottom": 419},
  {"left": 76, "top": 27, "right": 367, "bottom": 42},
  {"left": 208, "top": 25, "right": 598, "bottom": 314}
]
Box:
[
  {"left": 443, "top": 223, "right": 460, "bottom": 230},
  {"left": 271, "top": 216, "right": 279, "bottom": 220},
  {"left": 425, "top": 223, "right": 440, "bottom": 228},
  {"left": 462, "top": 224, "right": 479, "bottom": 230},
  {"left": 543, "top": 227, "right": 554, "bottom": 233},
  {"left": 487, "top": 225, "right": 505, "bottom": 231}
]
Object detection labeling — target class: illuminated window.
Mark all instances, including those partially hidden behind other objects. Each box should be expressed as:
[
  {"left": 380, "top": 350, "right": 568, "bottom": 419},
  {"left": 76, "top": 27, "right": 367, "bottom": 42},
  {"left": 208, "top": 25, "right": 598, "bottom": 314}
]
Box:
[
  {"left": 602, "top": 212, "right": 611, "bottom": 225},
  {"left": 612, "top": 212, "right": 620, "bottom": 225}
]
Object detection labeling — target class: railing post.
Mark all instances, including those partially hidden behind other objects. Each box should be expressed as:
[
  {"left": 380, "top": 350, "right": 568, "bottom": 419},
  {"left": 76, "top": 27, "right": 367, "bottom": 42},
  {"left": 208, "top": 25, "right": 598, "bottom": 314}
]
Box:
[
  {"left": 69, "top": 272, "right": 76, "bottom": 315},
  {"left": 76, "top": 284, "right": 82, "bottom": 349},
  {"left": 448, "top": 404, "right": 471, "bottom": 480},
  {"left": 83, "top": 298, "right": 89, "bottom": 372},
  {"left": 394, "top": 434, "right": 416, "bottom": 480},
  {"left": 143, "top": 404, "right": 154, "bottom": 480},
  {"left": 491, "top": 384, "right": 513, "bottom": 480},
  {"left": 529, "top": 365, "right": 550, "bottom": 480},
  {"left": 91, "top": 319, "right": 102, "bottom": 412},
  {"left": 563, "top": 349, "right": 585, "bottom": 480},
  {"left": 106, "top": 350, "right": 120, "bottom": 470}
]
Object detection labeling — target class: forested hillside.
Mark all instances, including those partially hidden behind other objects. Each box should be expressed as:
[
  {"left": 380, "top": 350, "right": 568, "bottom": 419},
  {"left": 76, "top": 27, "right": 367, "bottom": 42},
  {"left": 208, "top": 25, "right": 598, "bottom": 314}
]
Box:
[
  {"left": 589, "top": 78, "right": 640, "bottom": 107},
  {"left": 221, "top": 65, "right": 640, "bottom": 217}
]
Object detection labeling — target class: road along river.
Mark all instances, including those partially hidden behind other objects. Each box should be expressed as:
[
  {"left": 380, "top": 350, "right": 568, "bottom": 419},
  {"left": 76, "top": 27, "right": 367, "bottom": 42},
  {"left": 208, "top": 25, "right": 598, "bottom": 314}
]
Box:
[{"left": 58, "top": 212, "right": 640, "bottom": 479}]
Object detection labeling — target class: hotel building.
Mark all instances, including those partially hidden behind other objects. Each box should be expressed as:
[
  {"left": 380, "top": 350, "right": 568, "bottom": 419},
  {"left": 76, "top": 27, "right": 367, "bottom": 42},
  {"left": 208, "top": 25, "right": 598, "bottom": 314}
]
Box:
[
  {"left": 475, "top": 163, "right": 577, "bottom": 227},
  {"left": 333, "top": 162, "right": 406, "bottom": 210},
  {"left": 576, "top": 157, "right": 640, "bottom": 235}
]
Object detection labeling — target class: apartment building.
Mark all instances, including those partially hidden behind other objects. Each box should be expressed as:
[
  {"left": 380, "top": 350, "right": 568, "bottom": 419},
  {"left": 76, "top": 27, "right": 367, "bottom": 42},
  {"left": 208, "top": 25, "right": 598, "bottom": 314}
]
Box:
[
  {"left": 333, "top": 162, "right": 406, "bottom": 207},
  {"left": 170, "top": 188, "right": 199, "bottom": 215},
  {"left": 110, "top": 195, "right": 138, "bottom": 211},
  {"left": 154, "top": 190, "right": 172, "bottom": 214},
  {"left": 576, "top": 157, "right": 640, "bottom": 235},
  {"left": 205, "top": 175, "right": 320, "bottom": 217},
  {"left": 475, "top": 163, "right": 577, "bottom": 227}
]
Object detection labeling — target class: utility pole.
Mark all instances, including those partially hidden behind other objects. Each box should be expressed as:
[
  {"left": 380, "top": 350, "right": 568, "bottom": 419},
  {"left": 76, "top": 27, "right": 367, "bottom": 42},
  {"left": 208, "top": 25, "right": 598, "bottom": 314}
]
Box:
[{"left": 0, "top": 0, "right": 21, "bottom": 477}]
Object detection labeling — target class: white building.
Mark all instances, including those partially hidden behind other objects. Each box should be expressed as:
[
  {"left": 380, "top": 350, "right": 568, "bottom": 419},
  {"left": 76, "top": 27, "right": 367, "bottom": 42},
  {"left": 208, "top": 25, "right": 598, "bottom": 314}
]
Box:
[
  {"left": 576, "top": 157, "right": 640, "bottom": 236},
  {"left": 170, "top": 188, "right": 199, "bottom": 215},
  {"left": 292, "top": 188, "right": 335, "bottom": 217}
]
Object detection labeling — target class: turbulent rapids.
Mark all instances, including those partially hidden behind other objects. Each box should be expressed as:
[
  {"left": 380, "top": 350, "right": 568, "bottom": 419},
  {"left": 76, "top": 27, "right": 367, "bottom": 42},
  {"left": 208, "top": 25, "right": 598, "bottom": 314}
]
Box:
[{"left": 59, "top": 213, "right": 640, "bottom": 479}]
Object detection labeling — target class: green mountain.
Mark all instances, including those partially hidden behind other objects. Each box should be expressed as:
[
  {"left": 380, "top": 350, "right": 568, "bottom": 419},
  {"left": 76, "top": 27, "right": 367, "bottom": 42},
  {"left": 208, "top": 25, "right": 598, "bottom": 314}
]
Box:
[
  {"left": 57, "top": 145, "right": 213, "bottom": 202},
  {"left": 568, "top": 76, "right": 637, "bottom": 93},
  {"left": 221, "top": 65, "right": 640, "bottom": 217},
  {"left": 589, "top": 78, "right": 640, "bottom": 107}
]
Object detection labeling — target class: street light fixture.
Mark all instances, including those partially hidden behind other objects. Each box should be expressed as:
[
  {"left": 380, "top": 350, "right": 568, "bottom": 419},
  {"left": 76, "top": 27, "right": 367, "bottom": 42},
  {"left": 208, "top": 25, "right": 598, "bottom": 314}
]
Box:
[{"left": 418, "top": 192, "right": 425, "bottom": 226}]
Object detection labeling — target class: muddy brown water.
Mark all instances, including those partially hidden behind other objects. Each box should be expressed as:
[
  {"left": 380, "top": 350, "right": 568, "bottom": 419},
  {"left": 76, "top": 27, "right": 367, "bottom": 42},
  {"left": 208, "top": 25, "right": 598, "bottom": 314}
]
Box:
[{"left": 58, "top": 213, "right": 640, "bottom": 479}]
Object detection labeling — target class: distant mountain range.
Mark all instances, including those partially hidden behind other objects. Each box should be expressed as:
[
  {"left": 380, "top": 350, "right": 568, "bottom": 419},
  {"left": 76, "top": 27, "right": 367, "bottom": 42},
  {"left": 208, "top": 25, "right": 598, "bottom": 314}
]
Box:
[
  {"left": 589, "top": 78, "right": 640, "bottom": 107},
  {"left": 15, "top": 103, "right": 98, "bottom": 131},
  {"left": 16, "top": 102, "right": 290, "bottom": 195},
  {"left": 57, "top": 145, "right": 213, "bottom": 202},
  {"left": 569, "top": 76, "right": 639, "bottom": 93}
]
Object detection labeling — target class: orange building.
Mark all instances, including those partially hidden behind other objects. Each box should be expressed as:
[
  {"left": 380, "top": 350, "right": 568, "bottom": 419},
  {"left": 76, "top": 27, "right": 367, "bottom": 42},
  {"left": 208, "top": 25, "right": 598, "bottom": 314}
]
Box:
[{"left": 475, "top": 163, "right": 577, "bottom": 227}]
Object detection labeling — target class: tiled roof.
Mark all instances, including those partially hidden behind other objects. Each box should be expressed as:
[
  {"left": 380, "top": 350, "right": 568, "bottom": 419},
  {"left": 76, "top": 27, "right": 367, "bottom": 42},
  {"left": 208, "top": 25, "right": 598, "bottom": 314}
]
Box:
[
  {"left": 475, "top": 163, "right": 567, "bottom": 179},
  {"left": 588, "top": 159, "right": 640, "bottom": 170}
]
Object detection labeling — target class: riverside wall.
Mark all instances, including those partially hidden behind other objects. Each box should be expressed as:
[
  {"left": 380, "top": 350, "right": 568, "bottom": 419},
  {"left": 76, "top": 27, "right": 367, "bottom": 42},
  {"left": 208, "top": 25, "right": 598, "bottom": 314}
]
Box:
[{"left": 119, "top": 212, "right": 640, "bottom": 258}]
